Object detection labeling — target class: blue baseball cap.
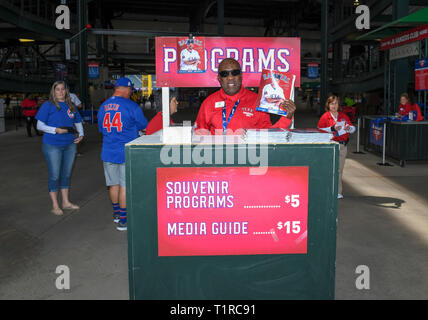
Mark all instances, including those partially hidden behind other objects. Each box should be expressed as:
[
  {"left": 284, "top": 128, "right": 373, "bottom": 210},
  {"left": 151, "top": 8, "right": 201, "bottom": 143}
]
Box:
[{"left": 115, "top": 77, "right": 135, "bottom": 90}]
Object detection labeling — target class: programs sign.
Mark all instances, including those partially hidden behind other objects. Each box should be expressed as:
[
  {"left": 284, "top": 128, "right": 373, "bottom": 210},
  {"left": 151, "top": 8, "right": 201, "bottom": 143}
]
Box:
[
  {"left": 157, "top": 166, "right": 308, "bottom": 257},
  {"left": 156, "top": 37, "right": 300, "bottom": 88}
]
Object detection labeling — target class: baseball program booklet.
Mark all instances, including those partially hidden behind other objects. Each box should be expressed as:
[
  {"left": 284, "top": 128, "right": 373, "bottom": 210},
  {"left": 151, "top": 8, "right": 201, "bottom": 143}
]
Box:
[
  {"left": 177, "top": 36, "right": 206, "bottom": 74},
  {"left": 255, "top": 69, "right": 296, "bottom": 117}
]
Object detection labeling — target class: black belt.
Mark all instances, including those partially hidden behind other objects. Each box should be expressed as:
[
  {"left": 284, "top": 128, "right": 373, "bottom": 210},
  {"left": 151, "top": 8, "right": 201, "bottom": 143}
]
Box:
[{"left": 338, "top": 139, "right": 349, "bottom": 146}]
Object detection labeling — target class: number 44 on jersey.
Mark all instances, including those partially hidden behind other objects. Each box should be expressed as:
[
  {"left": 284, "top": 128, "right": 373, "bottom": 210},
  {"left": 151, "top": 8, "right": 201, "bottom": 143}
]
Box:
[{"left": 103, "top": 112, "right": 123, "bottom": 132}]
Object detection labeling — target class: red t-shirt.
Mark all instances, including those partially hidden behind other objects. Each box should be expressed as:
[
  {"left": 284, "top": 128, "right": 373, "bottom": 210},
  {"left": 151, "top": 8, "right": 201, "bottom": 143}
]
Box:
[
  {"left": 146, "top": 112, "right": 163, "bottom": 135},
  {"left": 22, "top": 98, "right": 38, "bottom": 117},
  {"left": 195, "top": 87, "right": 292, "bottom": 135},
  {"left": 145, "top": 112, "right": 175, "bottom": 135},
  {"left": 317, "top": 111, "right": 352, "bottom": 142}
]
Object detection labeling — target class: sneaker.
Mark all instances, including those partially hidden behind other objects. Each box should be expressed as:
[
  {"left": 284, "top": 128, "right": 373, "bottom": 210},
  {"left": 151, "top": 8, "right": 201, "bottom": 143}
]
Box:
[
  {"left": 113, "top": 214, "right": 120, "bottom": 223},
  {"left": 338, "top": 194, "right": 344, "bottom": 199},
  {"left": 116, "top": 220, "right": 127, "bottom": 231}
]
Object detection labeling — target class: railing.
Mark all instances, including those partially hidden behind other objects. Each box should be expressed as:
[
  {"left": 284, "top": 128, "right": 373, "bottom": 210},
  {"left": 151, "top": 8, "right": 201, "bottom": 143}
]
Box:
[{"left": 335, "top": 46, "right": 385, "bottom": 81}]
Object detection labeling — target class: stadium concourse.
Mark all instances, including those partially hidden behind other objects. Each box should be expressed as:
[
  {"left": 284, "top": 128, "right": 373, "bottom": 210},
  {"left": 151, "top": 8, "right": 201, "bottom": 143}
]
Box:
[{"left": 1, "top": 96, "right": 428, "bottom": 299}]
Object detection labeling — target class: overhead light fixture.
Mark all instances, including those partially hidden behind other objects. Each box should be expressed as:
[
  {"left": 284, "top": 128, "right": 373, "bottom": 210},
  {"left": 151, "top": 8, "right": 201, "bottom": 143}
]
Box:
[
  {"left": 353, "top": 0, "right": 360, "bottom": 6},
  {"left": 18, "top": 38, "right": 35, "bottom": 42}
]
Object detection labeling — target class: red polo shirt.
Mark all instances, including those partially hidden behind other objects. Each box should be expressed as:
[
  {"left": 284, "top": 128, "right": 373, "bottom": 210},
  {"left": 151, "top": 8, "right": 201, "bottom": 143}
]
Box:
[
  {"left": 195, "top": 87, "right": 292, "bottom": 135},
  {"left": 398, "top": 103, "right": 423, "bottom": 121},
  {"left": 317, "top": 111, "right": 352, "bottom": 142}
]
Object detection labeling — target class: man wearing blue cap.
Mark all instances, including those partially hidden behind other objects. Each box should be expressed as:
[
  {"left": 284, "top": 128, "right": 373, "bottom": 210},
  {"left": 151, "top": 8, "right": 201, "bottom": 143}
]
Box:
[{"left": 98, "top": 77, "right": 148, "bottom": 231}]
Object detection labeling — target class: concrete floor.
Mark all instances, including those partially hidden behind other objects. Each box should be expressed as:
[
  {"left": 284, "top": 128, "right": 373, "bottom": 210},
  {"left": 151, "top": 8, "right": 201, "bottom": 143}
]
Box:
[{"left": 1, "top": 100, "right": 428, "bottom": 300}]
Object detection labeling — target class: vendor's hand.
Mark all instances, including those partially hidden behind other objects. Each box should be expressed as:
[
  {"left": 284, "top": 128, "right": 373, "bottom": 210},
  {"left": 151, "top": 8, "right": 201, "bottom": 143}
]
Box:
[
  {"left": 281, "top": 100, "right": 296, "bottom": 119},
  {"left": 55, "top": 128, "right": 68, "bottom": 134},
  {"left": 334, "top": 124, "right": 342, "bottom": 131},
  {"left": 344, "top": 123, "right": 351, "bottom": 132},
  {"left": 74, "top": 136, "right": 83, "bottom": 144}
]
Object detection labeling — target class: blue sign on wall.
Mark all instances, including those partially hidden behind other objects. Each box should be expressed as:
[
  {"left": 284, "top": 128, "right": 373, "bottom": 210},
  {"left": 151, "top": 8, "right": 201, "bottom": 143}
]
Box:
[
  {"left": 307, "top": 63, "right": 319, "bottom": 79},
  {"left": 88, "top": 62, "right": 99, "bottom": 79}
]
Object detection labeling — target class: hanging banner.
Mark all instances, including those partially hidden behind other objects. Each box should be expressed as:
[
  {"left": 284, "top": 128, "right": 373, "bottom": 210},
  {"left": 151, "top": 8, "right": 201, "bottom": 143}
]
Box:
[
  {"left": 88, "top": 62, "right": 99, "bottom": 79},
  {"left": 156, "top": 37, "right": 301, "bottom": 88},
  {"left": 307, "top": 62, "right": 319, "bottom": 79},
  {"left": 415, "top": 58, "right": 428, "bottom": 91},
  {"left": 156, "top": 166, "right": 308, "bottom": 257},
  {"left": 381, "top": 24, "right": 428, "bottom": 51},
  {"left": 370, "top": 120, "right": 384, "bottom": 146},
  {"left": 142, "top": 74, "right": 152, "bottom": 97}
]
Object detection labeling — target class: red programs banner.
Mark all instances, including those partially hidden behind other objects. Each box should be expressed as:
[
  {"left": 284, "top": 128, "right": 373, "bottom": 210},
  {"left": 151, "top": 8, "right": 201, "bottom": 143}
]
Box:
[
  {"left": 381, "top": 24, "right": 428, "bottom": 51},
  {"left": 156, "top": 37, "right": 301, "bottom": 88},
  {"left": 157, "top": 166, "right": 308, "bottom": 257}
]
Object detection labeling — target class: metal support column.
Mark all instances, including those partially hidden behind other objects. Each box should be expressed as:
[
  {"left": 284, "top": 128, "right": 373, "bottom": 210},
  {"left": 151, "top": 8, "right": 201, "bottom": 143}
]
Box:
[
  {"left": 384, "top": 53, "right": 387, "bottom": 114},
  {"left": 320, "top": 0, "right": 329, "bottom": 116},
  {"left": 217, "top": 0, "right": 224, "bottom": 35},
  {"left": 78, "top": 0, "right": 88, "bottom": 109},
  {"left": 425, "top": 38, "right": 427, "bottom": 118},
  {"left": 392, "top": 0, "right": 409, "bottom": 110},
  {"left": 377, "top": 122, "right": 392, "bottom": 166}
]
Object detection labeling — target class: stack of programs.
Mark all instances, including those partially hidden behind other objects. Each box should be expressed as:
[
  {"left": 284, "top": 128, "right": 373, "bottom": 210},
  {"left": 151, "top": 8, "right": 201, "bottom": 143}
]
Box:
[{"left": 243, "top": 128, "right": 333, "bottom": 144}]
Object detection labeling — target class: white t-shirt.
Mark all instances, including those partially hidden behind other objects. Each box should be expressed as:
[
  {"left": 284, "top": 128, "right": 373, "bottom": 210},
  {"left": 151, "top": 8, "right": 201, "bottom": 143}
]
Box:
[
  {"left": 180, "top": 49, "right": 201, "bottom": 71},
  {"left": 70, "top": 93, "right": 82, "bottom": 108},
  {"left": 260, "top": 83, "right": 285, "bottom": 108}
]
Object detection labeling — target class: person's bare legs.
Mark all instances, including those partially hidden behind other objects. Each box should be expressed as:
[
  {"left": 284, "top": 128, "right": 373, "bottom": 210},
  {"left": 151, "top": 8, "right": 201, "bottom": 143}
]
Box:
[
  {"left": 119, "top": 186, "right": 126, "bottom": 209},
  {"left": 61, "top": 188, "right": 79, "bottom": 209},
  {"left": 109, "top": 185, "right": 120, "bottom": 204},
  {"left": 49, "top": 191, "right": 63, "bottom": 215}
]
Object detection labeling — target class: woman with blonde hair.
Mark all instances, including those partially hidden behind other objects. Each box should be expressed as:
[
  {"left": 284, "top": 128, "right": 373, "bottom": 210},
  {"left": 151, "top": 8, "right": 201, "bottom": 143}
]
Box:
[
  {"left": 317, "top": 95, "right": 355, "bottom": 199},
  {"left": 36, "top": 81, "right": 84, "bottom": 215}
]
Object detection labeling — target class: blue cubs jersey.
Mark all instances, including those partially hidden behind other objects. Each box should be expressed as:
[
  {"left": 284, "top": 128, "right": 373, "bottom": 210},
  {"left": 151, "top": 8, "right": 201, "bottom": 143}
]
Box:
[
  {"left": 98, "top": 96, "right": 148, "bottom": 164},
  {"left": 36, "top": 101, "right": 82, "bottom": 146}
]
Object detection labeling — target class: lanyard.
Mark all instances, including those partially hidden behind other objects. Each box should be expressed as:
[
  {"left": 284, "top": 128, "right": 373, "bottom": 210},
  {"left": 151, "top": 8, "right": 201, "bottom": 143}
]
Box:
[{"left": 222, "top": 100, "right": 240, "bottom": 135}]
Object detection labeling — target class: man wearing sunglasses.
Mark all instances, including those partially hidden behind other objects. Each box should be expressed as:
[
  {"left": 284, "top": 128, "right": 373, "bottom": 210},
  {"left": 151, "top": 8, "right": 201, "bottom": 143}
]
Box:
[{"left": 195, "top": 58, "right": 296, "bottom": 135}]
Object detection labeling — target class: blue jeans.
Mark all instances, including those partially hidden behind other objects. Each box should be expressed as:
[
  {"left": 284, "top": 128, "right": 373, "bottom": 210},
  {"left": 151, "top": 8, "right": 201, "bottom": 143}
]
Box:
[{"left": 42, "top": 143, "right": 76, "bottom": 192}]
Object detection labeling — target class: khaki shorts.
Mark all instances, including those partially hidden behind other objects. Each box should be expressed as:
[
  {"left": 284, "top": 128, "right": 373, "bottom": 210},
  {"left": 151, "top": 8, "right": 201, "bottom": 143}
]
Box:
[{"left": 103, "top": 162, "right": 126, "bottom": 187}]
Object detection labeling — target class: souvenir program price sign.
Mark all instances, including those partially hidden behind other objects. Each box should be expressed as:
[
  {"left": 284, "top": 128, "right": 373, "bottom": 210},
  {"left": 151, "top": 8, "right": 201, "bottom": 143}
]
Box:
[{"left": 156, "top": 166, "right": 308, "bottom": 256}]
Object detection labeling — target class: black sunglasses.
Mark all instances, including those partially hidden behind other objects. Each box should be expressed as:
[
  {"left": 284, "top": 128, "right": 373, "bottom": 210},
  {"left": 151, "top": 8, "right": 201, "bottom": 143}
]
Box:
[{"left": 218, "top": 69, "right": 241, "bottom": 78}]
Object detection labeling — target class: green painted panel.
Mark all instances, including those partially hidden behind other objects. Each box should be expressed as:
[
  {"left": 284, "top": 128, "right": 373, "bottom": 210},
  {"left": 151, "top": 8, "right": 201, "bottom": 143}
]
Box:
[{"left": 126, "top": 143, "right": 339, "bottom": 300}]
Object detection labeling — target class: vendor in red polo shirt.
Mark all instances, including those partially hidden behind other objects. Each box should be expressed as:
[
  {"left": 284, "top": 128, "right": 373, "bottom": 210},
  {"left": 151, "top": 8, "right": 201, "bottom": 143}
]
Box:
[
  {"left": 317, "top": 95, "right": 355, "bottom": 199},
  {"left": 22, "top": 93, "right": 41, "bottom": 137},
  {"left": 195, "top": 58, "right": 296, "bottom": 135}
]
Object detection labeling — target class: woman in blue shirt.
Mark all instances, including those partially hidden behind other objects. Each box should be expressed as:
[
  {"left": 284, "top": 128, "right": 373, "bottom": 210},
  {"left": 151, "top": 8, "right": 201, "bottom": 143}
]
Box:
[{"left": 36, "top": 81, "right": 84, "bottom": 215}]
